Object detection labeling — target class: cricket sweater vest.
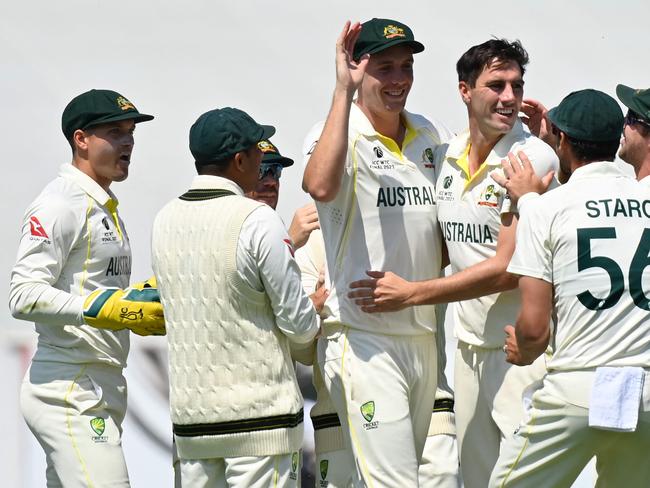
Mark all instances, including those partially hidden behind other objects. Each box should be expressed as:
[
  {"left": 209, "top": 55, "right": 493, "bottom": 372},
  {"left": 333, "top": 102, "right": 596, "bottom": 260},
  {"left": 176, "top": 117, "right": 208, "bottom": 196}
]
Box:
[{"left": 152, "top": 189, "right": 304, "bottom": 459}]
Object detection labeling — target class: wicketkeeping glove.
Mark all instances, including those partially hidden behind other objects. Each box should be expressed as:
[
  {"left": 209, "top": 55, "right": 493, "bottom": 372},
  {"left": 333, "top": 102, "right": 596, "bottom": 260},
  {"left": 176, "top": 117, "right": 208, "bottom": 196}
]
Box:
[{"left": 83, "top": 277, "right": 166, "bottom": 336}]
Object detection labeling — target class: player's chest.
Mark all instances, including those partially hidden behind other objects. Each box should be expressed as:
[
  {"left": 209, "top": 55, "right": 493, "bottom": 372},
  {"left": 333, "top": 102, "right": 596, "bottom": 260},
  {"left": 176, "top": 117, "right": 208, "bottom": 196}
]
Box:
[
  {"left": 436, "top": 165, "right": 505, "bottom": 218},
  {"left": 355, "top": 140, "right": 437, "bottom": 212},
  {"left": 79, "top": 209, "right": 131, "bottom": 275}
]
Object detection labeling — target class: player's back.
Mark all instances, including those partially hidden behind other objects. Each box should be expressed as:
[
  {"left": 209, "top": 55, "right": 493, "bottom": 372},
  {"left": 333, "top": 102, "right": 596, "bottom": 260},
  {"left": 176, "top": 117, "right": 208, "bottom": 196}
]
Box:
[{"left": 529, "top": 161, "right": 650, "bottom": 371}]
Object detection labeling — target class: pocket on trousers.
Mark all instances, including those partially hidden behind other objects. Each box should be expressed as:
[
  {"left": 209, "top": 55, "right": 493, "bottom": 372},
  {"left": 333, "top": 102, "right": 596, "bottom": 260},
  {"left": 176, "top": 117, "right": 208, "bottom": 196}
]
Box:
[{"left": 67, "top": 374, "right": 104, "bottom": 415}]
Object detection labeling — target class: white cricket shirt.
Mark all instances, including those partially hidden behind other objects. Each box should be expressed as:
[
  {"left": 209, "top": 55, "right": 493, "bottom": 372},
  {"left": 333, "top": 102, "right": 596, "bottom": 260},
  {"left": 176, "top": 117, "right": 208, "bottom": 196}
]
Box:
[
  {"left": 303, "top": 104, "right": 453, "bottom": 335},
  {"left": 435, "top": 120, "right": 558, "bottom": 348},
  {"left": 509, "top": 162, "right": 650, "bottom": 370},
  {"left": 9, "top": 164, "right": 131, "bottom": 367}
]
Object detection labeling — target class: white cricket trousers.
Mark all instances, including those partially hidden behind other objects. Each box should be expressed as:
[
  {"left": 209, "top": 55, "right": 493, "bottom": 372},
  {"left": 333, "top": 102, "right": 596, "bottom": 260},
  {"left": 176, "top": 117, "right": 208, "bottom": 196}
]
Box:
[
  {"left": 180, "top": 451, "right": 301, "bottom": 488},
  {"left": 454, "top": 342, "right": 546, "bottom": 488},
  {"left": 489, "top": 370, "right": 650, "bottom": 487},
  {"left": 21, "top": 361, "right": 129, "bottom": 488},
  {"left": 318, "top": 326, "right": 437, "bottom": 488}
]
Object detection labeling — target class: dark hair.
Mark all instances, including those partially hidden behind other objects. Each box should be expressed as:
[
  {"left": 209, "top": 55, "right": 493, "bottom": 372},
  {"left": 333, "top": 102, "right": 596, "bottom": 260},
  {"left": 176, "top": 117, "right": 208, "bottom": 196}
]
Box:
[
  {"left": 457, "top": 39, "right": 529, "bottom": 87},
  {"left": 194, "top": 145, "right": 258, "bottom": 175},
  {"left": 565, "top": 136, "right": 619, "bottom": 163}
]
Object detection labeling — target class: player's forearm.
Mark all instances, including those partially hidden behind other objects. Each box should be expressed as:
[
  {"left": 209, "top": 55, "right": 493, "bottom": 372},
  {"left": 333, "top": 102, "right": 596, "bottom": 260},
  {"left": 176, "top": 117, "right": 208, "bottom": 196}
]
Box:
[
  {"left": 302, "top": 87, "right": 354, "bottom": 202},
  {"left": 514, "top": 316, "right": 550, "bottom": 365},
  {"left": 9, "top": 280, "right": 85, "bottom": 326},
  {"left": 409, "top": 256, "right": 518, "bottom": 306}
]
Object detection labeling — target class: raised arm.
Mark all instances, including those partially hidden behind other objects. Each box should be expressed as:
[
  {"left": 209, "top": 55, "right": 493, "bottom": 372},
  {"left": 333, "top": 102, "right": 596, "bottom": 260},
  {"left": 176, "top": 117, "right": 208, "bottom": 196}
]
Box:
[{"left": 302, "top": 21, "right": 369, "bottom": 201}]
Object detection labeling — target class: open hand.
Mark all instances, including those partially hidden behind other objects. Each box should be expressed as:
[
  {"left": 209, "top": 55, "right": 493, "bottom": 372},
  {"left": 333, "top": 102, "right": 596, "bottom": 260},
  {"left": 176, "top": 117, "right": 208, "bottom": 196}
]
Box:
[{"left": 348, "top": 270, "right": 414, "bottom": 313}]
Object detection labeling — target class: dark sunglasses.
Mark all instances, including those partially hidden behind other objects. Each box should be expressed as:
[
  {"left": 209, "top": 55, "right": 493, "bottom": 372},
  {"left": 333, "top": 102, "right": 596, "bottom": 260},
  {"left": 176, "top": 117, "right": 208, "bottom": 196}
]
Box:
[
  {"left": 624, "top": 110, "right": 650, "bottom": 130},
  {"left": 258, "top": 162, "right": 283, "bottom": 181}
]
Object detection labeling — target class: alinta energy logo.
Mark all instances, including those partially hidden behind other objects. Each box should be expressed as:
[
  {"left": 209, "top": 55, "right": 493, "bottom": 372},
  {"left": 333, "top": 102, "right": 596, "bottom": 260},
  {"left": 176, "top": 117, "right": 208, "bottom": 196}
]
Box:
[{"left": 360, "top": 400, "right": 378, "bottom": 430}]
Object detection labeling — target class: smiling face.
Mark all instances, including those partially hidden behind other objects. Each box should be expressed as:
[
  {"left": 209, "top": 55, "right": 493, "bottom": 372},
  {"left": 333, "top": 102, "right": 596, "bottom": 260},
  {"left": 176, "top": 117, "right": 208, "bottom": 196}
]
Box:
[
  {"left": 619, "top": 111, "right": 650, "bottom": 170},
  {"left": 74, "top": 119, "right": 136, "bottom": 190},
  {"left": 357, "top": 44, "right": 414, "bottom": 116},
  {"left": 460, "top": 59, "right": 524, "bottom": 142}
]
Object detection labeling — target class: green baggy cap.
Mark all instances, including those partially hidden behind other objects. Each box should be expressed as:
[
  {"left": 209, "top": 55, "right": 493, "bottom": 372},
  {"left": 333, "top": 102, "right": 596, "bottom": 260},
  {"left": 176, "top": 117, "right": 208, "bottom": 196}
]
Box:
[
  {"left": 189, "top": 107, "right": 275, "bottom": 164},
  {"left": 353, "top": 18, "right": 424, "bottom": 62},
  {"left": 258, "top": 140, "right": 294, "bottom": 167},
  {"left": 616, "top": 84, "right": 650, "bottom": 122},
  {"left": 61, "top": 89, "right": 153, "bottom": 139},
  {"left": 547, "top": 89, "right": 623, "bottom": 142}
]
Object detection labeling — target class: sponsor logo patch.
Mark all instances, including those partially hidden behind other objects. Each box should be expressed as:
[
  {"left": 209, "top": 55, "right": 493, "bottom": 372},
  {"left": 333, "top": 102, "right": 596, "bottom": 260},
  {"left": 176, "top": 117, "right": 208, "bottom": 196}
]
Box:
[
  {"left": 284, "top": 239, "right": 295, "bottom": 258},
  {"left": 477, "top": 183, "right": 500, "bottom": 207},
  {"left": 29, "top": 216, "right": 49, "bottom": 238}
]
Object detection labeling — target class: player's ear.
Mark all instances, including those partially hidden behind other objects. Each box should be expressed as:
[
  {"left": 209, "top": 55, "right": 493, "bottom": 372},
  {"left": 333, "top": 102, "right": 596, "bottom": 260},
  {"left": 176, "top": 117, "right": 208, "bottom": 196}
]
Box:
[
  {"left": 458, "top": 81, "right": 470, "bottom": 105},
  {"left": 72, "top": 129, "right": 89, "bottom": 152}
]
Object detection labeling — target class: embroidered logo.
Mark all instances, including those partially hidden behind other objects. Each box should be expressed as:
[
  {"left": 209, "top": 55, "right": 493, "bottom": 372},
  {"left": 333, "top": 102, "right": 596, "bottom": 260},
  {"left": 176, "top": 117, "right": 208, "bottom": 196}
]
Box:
[
  {"left": 319, "top": 459, "right": 329, "bottom": 485},
  {"left": 373, "top": 146, "right": 384, "bottom": 158},
  {"left": 258, "top": 140, "right": 277, "bottom": 153},
  {"left": 383, "top": 25, "right": 405, "bottom": 39},
  {"left": 360, "top": 400, "right": 379, "bottom": 430},
  {"left": 29, "top": 216, "right": 49, "bottom": 238},
  {"left": 90, "top": 417, "right": 108, "bottom": 443},
  {"left": 478, "top": 183, "right": 500, "bottom": 207},
  {"left": 289, "top": 451, "right": 299, "bottom": 480},
  {"left": 116, "top": 96, "right": 135, "bottom": 111},
  {"left": 443, "top": 175, "right": 453, "bottom": 189}
]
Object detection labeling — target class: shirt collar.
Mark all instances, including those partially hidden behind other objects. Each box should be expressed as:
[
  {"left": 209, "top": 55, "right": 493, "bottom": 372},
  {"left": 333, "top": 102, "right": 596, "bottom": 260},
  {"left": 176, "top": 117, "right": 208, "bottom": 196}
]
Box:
[
  {"left": 59, "top": 164, "right": 116, "bottom": 207},
  {"left": 349, "top": 102, "right": 424, "bottom": 138},
  {"left": 189, "top": 175, "right": 245, "bottom": 195},
  {"left": 446, "top": 119, "right": 526, "bottom": 167},
  {"left": 568, "top": 161, "right": 635, "bottom": 183}
]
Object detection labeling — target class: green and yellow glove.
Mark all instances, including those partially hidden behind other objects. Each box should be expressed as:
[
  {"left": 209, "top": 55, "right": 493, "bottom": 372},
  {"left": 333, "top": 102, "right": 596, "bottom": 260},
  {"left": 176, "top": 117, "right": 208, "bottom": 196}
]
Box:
[{"left": 83, "top": 277, "right": 166, "bottom": 336}]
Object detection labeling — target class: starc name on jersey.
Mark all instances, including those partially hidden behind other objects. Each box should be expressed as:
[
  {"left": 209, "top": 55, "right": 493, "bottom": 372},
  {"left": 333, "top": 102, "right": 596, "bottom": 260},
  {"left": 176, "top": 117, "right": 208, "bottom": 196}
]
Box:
[
  {"left": 376, "top": 185, "right": 436, "bottom": 208},
  {"left": 439, "top": 220, "right": 495, "bottom": 244},
  {"left": 585, "top": 198, "right": 650, "bottom": 219}
]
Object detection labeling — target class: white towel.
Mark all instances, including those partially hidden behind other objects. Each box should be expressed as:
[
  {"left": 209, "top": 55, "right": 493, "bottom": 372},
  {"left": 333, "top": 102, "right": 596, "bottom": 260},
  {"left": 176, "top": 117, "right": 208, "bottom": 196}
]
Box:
[{"left": 588, "top": 366, "right": 644, "bottom": 432}]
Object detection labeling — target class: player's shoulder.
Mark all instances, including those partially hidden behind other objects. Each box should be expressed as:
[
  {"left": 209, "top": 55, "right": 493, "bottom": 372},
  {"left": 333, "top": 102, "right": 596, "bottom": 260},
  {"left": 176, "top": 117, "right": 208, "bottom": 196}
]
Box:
[
  {"left": 26, "top": 176, "right": 84, "bottom": 222},
  {"left": 514, "top": 130, "right": 558, "bottom": 168},
  {"left": 404, "top": 109, "right": 454, "bottom": 144}
]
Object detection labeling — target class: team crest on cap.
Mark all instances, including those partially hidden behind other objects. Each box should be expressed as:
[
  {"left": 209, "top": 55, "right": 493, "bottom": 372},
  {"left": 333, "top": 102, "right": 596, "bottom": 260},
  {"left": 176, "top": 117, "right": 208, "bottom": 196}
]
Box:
[
  {"left": 116, "top": 96, "right": 135, "bottom": 111},
  {"left": 258, "top": 140, "right": 278, "bottom": 153},
  {"left": 383, "top": 25, "right": 405, "bottom": 39}
]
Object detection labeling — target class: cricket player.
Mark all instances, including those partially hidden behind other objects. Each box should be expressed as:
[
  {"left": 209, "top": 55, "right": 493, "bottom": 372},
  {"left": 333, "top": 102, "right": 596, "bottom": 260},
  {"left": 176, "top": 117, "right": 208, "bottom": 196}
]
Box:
[
  {"left": 617, "top": 84, "right": 650, "bottom": 185},
  {"left": 489, "top": 89, "right": 650, "bottom": 487},
  {"left": 247, "top": 139, "right": 320, "bottom": 249},
  {"left": 152, "top": 108, "right": 319, "bottom": 488},
  {"left": 302, "top": 18, "right": 453, "bottom": 486},
  {"left": 9, "top": 89, "right": 165, "bottom": 487},
  {"left": 296, "top": 229, "right": 460, "bottom": 487},
  {"left": 348, "top": 39, "right": 559, "bottom": 487}
]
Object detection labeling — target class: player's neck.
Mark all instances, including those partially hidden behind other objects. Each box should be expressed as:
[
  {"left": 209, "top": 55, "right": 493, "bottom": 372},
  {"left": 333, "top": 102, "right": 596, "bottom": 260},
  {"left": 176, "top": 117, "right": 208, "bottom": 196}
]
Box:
[
  {"left": 71, "top": 157, "right": 112, "bottom": 191},
  {"left": 635, "top": 155, "right": 650, "bottom": 181},
  {"left": 467, "top": 122, "right": 504, "bottom": 176},
  {"left": 357, "top": 102, "right": 405, "bottom": 147}
]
